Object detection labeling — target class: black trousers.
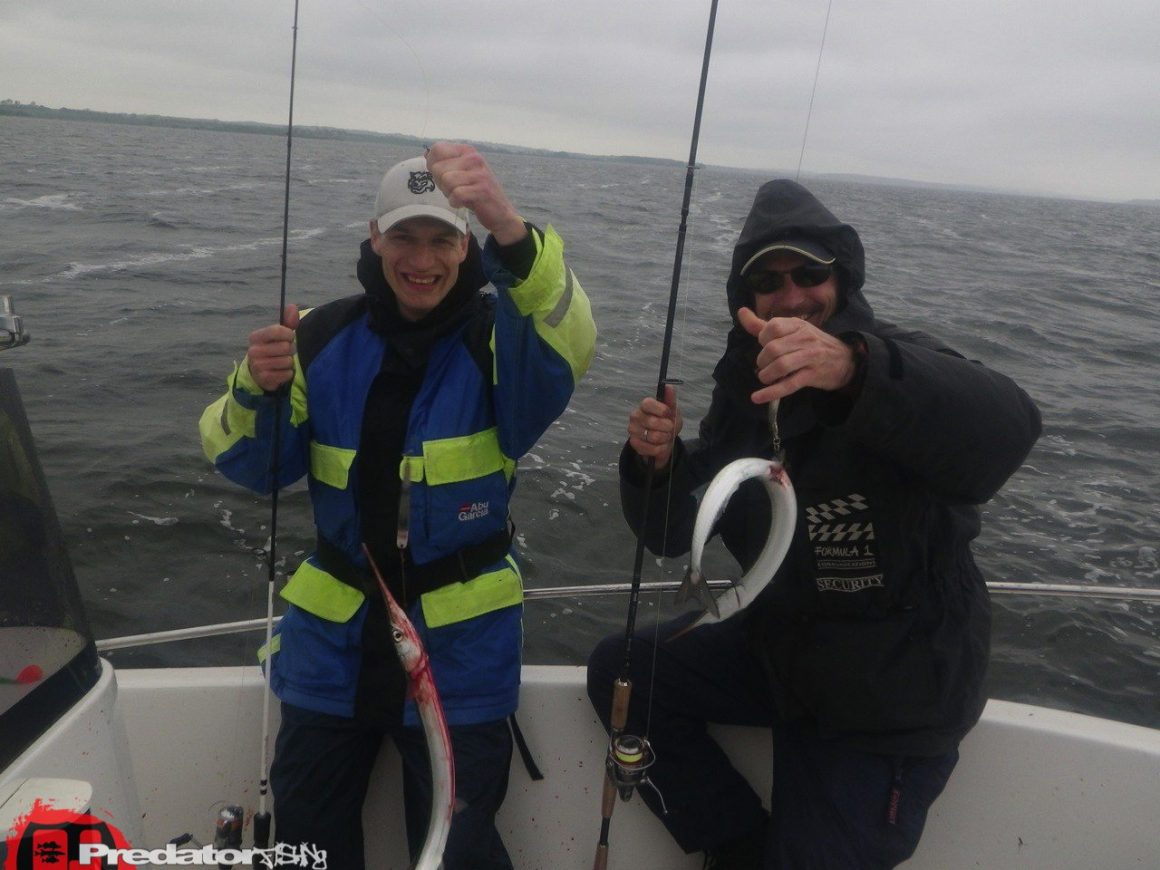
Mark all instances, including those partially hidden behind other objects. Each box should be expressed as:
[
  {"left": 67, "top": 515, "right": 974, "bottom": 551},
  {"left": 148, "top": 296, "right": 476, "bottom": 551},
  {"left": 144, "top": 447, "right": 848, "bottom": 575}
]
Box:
[
  {"left": 270, "top": 702, "right": 514, "bottom": 870},
  {"left": 586, "top": 612, "right": 958, "bottom": 869}
]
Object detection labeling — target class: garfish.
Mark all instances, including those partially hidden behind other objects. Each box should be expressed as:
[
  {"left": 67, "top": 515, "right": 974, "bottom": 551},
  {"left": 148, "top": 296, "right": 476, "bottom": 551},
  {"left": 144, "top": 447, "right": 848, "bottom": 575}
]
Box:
[
  {"left": 362, "top": 544, "right": 455, "bottom": 870},
  {"left": 675, "top": 454, "right": 797, "bottom": 629}
]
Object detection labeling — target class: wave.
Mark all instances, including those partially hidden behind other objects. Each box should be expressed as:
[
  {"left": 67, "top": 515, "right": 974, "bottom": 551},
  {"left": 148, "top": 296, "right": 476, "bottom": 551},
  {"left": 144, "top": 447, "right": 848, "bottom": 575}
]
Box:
[
  {"left": 0, "top": 193, "right": 83, "bottom": 212},
  {"left": 51, "top": 227, "right": 328, "bottom": 280}
]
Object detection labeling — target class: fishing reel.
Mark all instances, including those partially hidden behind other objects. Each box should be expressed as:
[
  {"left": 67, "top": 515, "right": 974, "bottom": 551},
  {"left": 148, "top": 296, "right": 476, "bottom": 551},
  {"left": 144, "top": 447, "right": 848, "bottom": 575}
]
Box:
[
  {"left": 605, "top": 734, "right": 668, "bottom": 812},
  {"left": 213, "top": 805, "right": 244, "bottom": 869},
  {"left": 1, "top": 296, "right": 30, "bottom": 351}
]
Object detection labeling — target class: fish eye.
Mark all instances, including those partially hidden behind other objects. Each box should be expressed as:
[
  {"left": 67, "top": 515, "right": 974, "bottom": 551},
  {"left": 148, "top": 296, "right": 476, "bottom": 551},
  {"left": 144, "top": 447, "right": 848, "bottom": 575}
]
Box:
[{"left": 392, "top": 628, "right": 404, "bottom": 642}]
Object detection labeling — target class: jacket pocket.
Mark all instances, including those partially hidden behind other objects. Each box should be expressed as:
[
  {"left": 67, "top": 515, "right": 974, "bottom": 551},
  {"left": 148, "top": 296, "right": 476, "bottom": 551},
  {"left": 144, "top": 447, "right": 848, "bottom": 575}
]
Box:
[
  {"left": 420, "top": 555, "right": 524, "bottom": 629},
  {"left": 310, "top": 439, "right": 356, "bottom": 490},
  {"left": 269, "top": 604, "right": 364, "bottom": 712},
  {"left": 280, "top": 558, "right": 365, "bottom": 623}
]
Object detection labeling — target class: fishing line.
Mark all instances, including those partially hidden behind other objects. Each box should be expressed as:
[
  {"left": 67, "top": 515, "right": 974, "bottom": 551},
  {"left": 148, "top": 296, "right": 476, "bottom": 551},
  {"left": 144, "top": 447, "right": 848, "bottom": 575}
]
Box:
[
  {"left": 253, "top": 0, "right": 301, "bottom": 852},
  {"left": 352, "top": 0, "right": 433, "bottom": 141},
  {"left": 795, "top": 0, "right": 834, "bottom": 180}
]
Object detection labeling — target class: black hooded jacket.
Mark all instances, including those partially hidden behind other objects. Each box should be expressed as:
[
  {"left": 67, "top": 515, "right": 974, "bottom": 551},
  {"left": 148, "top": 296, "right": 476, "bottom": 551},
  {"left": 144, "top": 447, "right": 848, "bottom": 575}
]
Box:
[{"left": 621, "top": 180, "right": 1042, "bottom": 755}]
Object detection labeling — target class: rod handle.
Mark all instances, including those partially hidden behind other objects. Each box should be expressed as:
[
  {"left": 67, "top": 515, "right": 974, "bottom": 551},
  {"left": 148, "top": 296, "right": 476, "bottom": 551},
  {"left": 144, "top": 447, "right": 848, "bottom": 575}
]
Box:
[{"left": 610, "top": 677, "right": 632, "bottom": 735}]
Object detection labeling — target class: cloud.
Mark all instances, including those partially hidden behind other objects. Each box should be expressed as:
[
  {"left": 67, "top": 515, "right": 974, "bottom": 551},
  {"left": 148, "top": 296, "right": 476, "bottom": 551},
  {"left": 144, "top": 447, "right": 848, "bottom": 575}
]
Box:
[{"left": 2, "top": 0, "right": 1158, "bottom": 201}]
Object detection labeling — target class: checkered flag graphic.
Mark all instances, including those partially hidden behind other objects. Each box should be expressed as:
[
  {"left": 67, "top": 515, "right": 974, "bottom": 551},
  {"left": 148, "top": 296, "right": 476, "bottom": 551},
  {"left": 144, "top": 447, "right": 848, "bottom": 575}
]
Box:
[
  {"left": 805, "top": 494, "right": 869, "bottom": 524},
  {"left": 810, "top": 522, "right": 876, "bottom": 542}
]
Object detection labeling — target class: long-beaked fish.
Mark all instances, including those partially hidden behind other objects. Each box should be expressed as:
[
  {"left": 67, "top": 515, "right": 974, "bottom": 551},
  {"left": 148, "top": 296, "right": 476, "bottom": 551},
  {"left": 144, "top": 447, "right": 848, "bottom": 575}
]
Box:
[
  {"left": 675, "top": 457, "right": 797, "bottom": 629},
  {"left": 363, "top": 544, "right": 455, "bottom": 870}
]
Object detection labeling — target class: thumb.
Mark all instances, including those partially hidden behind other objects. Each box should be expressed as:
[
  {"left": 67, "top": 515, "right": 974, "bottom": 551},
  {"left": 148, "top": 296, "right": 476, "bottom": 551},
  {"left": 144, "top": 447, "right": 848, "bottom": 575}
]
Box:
[
  {"left": 282, "top": 304, "right": 300, "bottom": 331},
  {"left": 661, "top": 383, "right": 679, "bottom": 413},
  {"left": 737, "top": 306, "right": 765, "bottom": 337}
]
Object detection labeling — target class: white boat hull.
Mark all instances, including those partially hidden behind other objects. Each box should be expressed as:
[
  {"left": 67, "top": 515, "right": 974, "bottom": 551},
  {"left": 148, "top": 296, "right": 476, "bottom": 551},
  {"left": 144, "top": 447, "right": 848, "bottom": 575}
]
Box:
[{"left": 4, "top": 662, "right": 1159, "bottom": 869}]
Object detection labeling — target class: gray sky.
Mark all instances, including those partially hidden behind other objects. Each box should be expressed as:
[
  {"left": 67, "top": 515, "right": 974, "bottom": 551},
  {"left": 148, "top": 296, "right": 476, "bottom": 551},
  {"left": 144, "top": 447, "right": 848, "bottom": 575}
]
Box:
[{"left": 3, "top": 0, "right": 1158, "bottom": 202}]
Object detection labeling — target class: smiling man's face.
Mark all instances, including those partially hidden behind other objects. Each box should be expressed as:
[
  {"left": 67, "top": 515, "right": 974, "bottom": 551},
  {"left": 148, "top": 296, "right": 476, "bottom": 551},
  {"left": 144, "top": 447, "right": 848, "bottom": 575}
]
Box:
[
  {"left": 747, "top": 251, "right": 840, "bottom": 328},
  {"left": 369, "top": 216, "right": 469, "bottom": 321}
]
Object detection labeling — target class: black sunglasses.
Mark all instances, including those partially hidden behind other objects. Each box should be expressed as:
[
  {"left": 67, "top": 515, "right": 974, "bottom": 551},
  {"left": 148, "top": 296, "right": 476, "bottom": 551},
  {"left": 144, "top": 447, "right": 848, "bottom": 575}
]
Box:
[{"left": 743, "top": 263, "right": 834, "bottom": 295}]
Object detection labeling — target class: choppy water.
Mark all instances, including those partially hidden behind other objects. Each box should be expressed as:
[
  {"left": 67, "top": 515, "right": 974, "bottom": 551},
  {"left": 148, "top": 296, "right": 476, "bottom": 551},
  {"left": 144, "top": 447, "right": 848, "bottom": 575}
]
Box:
[{"left": 2, "top": 115, "right": 1157, "bottom": 729}]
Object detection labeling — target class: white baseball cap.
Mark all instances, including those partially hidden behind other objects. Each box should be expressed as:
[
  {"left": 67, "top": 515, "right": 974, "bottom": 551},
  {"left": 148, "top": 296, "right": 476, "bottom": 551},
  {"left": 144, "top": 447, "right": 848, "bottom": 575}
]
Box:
[{"left": 373, "top": 156, "right": 468, "bottom": 234}]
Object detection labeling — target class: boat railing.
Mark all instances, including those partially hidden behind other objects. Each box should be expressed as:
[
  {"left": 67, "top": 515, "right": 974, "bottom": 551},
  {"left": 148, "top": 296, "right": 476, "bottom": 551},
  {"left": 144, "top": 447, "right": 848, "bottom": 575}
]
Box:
[
  {"left": 9, "top": 294, "right": 1151, "bottom": 654},
  {"left": 94, "top": 578, "right": 1160, "bottom": 652}
]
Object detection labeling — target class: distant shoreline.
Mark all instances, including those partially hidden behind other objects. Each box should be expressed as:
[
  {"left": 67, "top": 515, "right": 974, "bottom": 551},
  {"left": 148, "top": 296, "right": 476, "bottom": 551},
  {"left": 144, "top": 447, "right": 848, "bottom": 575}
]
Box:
[
  {"left": 5, "top": 101, "right": 1156, "bottom": 206},
  {"left": 0, "top": 100, "right": 684, "bottom": 169}
]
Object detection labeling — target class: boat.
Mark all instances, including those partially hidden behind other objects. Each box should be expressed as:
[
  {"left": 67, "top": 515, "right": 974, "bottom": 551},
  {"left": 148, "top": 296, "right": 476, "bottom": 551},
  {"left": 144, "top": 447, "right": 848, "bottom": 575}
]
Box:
[{"left": 3, "top": 300, "right": 1160, "bottom": 869}]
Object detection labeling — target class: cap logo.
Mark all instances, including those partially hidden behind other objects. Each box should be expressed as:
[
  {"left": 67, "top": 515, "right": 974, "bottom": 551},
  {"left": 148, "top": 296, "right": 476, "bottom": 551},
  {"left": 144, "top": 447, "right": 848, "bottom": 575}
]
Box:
[{"left": 407, "top": 170, "right": 437, "bottom": 195}]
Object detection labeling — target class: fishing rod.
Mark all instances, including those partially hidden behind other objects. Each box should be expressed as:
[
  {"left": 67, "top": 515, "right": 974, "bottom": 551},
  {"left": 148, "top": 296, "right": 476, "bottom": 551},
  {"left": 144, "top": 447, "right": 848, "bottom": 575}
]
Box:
[
  {"left": 592, "top": 2, "right": 720, "bottom": 868},
  {"left": 253, "top": 0, "right": 301, "bottom": 854}
]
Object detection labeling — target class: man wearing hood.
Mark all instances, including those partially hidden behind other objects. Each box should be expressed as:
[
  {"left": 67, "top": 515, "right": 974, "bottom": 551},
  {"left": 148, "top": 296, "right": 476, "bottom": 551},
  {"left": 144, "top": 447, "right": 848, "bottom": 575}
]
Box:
[
  {"left": 587, "top": 180, "right": 1040, "bottom": 868},
  {"left": 200, "top": 142, "right": 595, "bottom": 869}
]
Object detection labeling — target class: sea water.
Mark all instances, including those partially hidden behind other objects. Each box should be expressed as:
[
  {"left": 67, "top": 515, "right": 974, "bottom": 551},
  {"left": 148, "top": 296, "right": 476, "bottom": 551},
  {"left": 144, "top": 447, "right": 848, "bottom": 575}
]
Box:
[{"left": 1, "top": 115, "right": 1157, "bottom": 729}]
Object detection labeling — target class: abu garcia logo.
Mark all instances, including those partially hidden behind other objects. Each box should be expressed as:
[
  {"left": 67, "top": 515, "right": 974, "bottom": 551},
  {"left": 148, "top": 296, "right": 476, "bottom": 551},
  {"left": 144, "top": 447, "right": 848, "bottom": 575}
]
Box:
[{"left": 458, "top": 500, "right": 490, "bottom": 522}]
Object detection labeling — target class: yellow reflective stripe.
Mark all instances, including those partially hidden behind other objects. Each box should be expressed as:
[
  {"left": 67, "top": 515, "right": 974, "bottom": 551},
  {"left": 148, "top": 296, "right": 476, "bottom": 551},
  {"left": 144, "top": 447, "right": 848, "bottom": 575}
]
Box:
[
  {"left": 199, "top": 358, "right": 311, "bottom": 463},
  {"left": 420, "top": 555, "right": 524, "bottom": 628},
  {"left": 507, "top": 226, "right": 557, "bottom": 316},
  {"left": 401, "top": 428, "right": 516, "bottom": 485},
  {"left": 280, "top": 560, "right": 365, "bottom": 623},
  {"left": 199, "top": 365, "right": 257, "bottom": 461},
  {"left": 251, "top": 353, "right": 308, "bottom": 427},
  {"left": 257, "top": 632, "right": 281, "bottom": 664},
  {"left": 234, "top": 356, "right": 264, "bottom": 395},
  {"left": 538, "top": 266, "right": 595, "bottom": 385},
  {"left": 504, "top": 226, "right": 595, "bottom": 385},
  {"left": 310, "top": 440, "right": 357, "bottom": 489}
]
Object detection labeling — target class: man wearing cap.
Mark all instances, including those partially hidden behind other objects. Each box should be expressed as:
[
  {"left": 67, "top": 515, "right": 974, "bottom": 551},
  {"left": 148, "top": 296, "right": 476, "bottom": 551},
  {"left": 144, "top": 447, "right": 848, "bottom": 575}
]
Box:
[
  {"left": 587, "top": 179, "right": 1040, "bottom": 868},
  {"left": 201, "top": 142, "right": 595, "bottom": 869}
]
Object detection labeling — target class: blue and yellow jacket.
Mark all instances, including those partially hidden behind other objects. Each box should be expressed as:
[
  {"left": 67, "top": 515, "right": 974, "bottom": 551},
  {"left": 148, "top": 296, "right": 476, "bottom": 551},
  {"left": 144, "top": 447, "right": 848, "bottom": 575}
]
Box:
[{"left": 200, "top": 226, "right": 594, "bottom": 726}]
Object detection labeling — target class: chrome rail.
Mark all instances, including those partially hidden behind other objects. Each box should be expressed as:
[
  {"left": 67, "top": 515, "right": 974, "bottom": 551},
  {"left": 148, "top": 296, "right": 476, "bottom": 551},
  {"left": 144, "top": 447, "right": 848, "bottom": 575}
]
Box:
[{"left": 94, "top": 579, "right": 1160, "bottom": 653}]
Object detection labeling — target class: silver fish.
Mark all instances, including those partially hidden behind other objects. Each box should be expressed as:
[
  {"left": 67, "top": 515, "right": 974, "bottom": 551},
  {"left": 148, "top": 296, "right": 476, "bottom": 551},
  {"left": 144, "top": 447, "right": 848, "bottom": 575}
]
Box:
[
  {"left": 363, "top": 544, "right": 454, "bottom": 870},
  {"left": 676, "top": 456, "right": 797, "bottom": 627}
]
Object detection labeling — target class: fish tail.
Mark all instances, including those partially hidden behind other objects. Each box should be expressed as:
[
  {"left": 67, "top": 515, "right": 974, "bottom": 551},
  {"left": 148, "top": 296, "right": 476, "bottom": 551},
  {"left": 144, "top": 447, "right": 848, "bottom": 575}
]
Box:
[{"left": 677, "top": 567, "right": 720, "bottom": 619}]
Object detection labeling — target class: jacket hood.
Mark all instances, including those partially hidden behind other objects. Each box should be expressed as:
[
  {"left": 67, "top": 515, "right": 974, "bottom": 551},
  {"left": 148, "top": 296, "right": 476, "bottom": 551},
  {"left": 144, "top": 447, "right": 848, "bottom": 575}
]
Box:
[
  {"left": 714, "top": 180, "right": 876, "bottom": 427},
  {"left": 726, "top": 179, "right": 867, "bottom": 322}
]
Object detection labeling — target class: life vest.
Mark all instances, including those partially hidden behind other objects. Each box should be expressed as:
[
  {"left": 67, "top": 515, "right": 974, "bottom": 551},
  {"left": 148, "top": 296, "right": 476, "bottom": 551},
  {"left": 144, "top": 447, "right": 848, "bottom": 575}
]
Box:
[
  {"left": 279, "top": 301, "right": 523, "bottom": 631},
  {"left": 200, "top": 226, "right": 596, "bottom": 722}
]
